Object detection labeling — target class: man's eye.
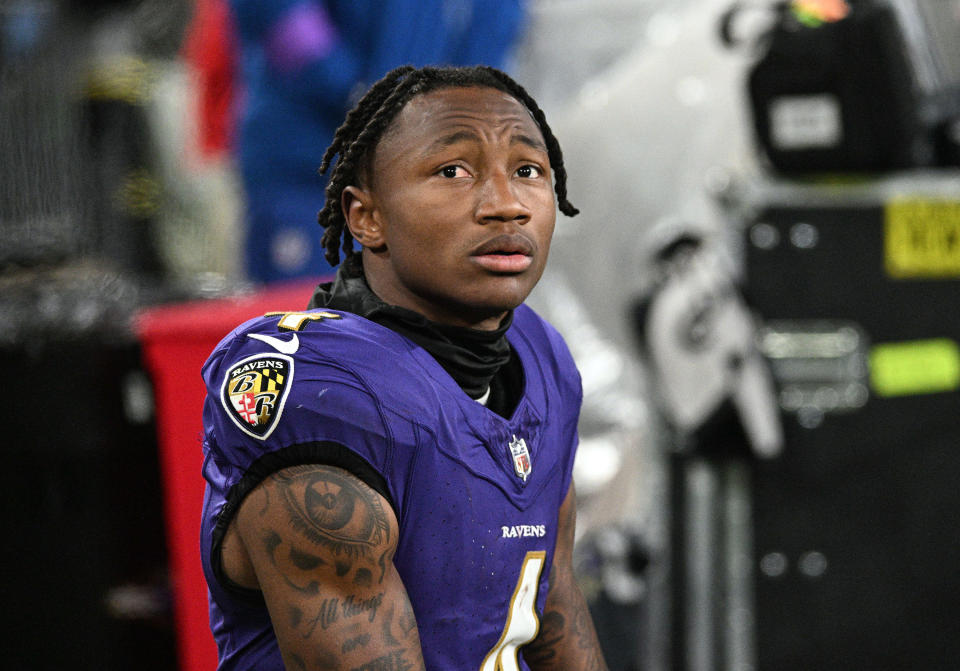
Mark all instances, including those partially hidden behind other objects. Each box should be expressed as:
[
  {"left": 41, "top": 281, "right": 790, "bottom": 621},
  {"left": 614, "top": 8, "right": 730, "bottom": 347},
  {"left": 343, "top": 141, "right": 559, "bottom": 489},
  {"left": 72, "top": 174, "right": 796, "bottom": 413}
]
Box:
[
  {"left": 439, "top": 165, "right": 467, "bottom": 178},
  {"left": 516, "top": 165, "right": 542, "bottom": 178}
]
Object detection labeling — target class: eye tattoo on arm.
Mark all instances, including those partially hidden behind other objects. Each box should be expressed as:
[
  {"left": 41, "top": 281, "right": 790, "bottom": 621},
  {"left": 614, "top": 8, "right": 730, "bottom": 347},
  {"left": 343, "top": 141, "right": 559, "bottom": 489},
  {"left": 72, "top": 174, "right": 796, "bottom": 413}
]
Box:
[{"left": 271, "top": 465, "right": 392, "bottom": 578}]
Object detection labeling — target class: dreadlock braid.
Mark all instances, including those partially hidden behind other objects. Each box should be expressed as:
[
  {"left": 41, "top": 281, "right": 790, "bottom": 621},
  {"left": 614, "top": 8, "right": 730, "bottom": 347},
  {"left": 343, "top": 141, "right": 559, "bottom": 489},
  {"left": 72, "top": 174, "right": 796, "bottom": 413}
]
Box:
[
  {"left": 318, "top": 66, "right": 416, "bottom": 175},
  {"left": 317, "top": 65, "right": 578, "bottom": 267},
  {"left": 318, "top": 68, "right": 430, "bottom": 266}
]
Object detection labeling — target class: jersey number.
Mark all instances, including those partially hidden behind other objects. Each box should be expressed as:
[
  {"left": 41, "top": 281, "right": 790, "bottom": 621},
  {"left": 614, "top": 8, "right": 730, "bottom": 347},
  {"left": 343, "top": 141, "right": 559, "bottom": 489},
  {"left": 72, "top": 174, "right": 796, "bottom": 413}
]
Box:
[
  {"left": 265, "top": 310, "right": 341, "bottom": 331},
  {"left": 479, "top": 551, "right": 547, "bottom": 671}
]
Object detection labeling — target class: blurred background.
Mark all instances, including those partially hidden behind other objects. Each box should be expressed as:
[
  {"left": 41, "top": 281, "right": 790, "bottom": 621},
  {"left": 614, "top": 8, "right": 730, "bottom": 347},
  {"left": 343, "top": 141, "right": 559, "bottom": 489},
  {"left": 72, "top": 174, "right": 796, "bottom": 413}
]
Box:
[{"left": 2, "top": 0, "right": 959, "bottom": 669}]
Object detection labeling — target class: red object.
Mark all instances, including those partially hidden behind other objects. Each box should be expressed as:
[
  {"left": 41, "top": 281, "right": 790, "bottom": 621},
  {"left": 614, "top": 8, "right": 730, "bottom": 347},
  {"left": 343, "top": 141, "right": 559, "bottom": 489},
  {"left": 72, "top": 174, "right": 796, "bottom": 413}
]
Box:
[
  {"left": 134, "top": 279, "right": 321, "bottom": 671},
  {"left": 183, "top": 0, "right": 237, "bottom": 158}
]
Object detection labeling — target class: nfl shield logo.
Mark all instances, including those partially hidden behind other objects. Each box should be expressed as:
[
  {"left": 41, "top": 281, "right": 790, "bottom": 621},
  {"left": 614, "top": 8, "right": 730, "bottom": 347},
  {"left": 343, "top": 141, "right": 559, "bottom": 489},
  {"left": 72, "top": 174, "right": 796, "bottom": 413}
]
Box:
[{"left": 509, "top": 434, "right": 532, "bottom": 482}]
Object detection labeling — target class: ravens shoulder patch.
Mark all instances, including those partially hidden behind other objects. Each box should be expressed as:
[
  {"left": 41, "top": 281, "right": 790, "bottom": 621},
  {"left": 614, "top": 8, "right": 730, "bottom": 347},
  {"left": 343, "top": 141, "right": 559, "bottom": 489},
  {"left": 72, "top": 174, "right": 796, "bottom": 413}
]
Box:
[{"left": 220, "top": 353, "right": 294, "bottom": 439}]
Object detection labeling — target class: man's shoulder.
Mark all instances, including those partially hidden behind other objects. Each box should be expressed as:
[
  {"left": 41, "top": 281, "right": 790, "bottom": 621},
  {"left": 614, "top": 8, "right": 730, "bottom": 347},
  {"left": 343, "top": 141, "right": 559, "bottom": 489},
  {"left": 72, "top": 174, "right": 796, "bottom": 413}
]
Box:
[
  {"left": 204, "top": 308, "right": 442, "bottom": 415},
  {"left": 512, "top": 304, "right": 578, "bottom": 373},
  {"left": 512, "top": 303, "right": 566, "bottom": 345},
  {"left": 200, "top": 310, "right": 430, "bottom": 466},
  {"left": 207, "top": 309, "right": 412, "bottom": 370}
]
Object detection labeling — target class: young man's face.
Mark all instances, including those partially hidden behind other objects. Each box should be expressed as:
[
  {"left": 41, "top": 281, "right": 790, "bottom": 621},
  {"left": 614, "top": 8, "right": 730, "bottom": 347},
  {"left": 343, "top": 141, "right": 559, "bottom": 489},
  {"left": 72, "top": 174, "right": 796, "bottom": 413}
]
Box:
[{"left": 347, "top": 86, "right": 557, "bottom": 330}]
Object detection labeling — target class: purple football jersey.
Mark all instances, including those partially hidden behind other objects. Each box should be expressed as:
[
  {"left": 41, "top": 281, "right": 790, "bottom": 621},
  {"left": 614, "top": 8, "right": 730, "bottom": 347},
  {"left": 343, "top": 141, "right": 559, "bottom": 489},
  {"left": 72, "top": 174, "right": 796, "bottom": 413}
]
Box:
[{"left": 199, "top": 304, "right": 582, "bottom": 670}]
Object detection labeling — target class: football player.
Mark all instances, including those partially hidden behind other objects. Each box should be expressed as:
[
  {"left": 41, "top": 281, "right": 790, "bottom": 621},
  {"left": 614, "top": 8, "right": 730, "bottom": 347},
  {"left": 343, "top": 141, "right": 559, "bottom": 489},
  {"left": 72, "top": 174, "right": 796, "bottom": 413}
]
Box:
[{"left": 200, "top": 64, "right": 609, "bottom": 670}]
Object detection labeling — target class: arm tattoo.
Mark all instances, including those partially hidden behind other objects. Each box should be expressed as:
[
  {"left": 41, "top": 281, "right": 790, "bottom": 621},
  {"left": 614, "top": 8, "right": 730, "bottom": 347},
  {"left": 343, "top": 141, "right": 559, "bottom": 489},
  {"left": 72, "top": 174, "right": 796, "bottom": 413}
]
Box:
[
  {"left": 379, "top": 598, "right": 419, "bottom": 647},
  {"left": 380, "top": 603, "right": 400, "bottom": 647},
  {"left": 354, "top": 568, "right": 373, "bottom": 587},
  {"left": 522, "top": 610, "right": 564, "bottom": 665},
  {"left": 246, "top": 466, "right": 425, "bottom": 669},
  {"left": 271, "top": 465, "right": 392, "bottom": 579},
  {"left": 573, "top": 608, "right": 608, "bottom": 667},
  {"left": 301, "top": 592, "right": 385, "bottom": 636},
  {"left": 523, "top": 486, "right": 608, "bottom": 671},
  {"left": 289, "top": 606, "right": 303, "bottom": 628},
  {"left": 398, "top": 600, "right": 417, "bottom": 637},
  {"left": 342, "top": 633, "right": 371, "bottom": 653},
  {"left": 261, "top": 532, "right": 326, "bottom": 595},
  {"left": 350, "top": 651, "right": 415, "bottom": 671},
  {"left": 524, "top": 605, "right": 606, "bottom": 671},
  {"left": 258, "top": 486, "right": 271, "bottom": 515}
]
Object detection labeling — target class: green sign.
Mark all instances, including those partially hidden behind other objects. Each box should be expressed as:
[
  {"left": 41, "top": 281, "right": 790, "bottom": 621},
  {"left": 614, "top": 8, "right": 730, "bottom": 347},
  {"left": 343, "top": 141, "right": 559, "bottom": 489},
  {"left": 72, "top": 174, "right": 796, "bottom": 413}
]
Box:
[{"left": 870, "top": 339, "right": 960, "bottom": 397}]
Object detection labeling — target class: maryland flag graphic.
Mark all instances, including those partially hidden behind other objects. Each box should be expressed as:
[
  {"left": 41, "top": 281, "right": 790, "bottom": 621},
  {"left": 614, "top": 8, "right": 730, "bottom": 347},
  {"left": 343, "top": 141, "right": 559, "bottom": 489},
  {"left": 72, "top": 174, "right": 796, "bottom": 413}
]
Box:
[{"left": 220, "top": 353, "right": 294, "bottom": 439}]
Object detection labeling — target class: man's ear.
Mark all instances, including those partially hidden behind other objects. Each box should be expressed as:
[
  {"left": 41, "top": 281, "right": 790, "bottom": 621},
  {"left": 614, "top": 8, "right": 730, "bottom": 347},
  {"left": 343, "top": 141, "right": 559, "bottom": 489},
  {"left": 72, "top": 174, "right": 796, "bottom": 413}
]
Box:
[{"left": 342, "top": 186, "right": 386, "bottom": 249}]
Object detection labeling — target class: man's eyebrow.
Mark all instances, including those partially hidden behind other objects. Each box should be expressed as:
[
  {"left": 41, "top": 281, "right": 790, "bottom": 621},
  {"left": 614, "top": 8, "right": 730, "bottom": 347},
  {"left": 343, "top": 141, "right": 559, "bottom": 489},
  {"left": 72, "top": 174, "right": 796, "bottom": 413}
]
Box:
[
  {"left": 421, "top": 130, "right": 480, "bottom": 156},
  {"left": 512, "top": 133, "right": 548, "bottom": 153},
  {"left": 420, "top": 130, "right": 548, "bottom": 156}
]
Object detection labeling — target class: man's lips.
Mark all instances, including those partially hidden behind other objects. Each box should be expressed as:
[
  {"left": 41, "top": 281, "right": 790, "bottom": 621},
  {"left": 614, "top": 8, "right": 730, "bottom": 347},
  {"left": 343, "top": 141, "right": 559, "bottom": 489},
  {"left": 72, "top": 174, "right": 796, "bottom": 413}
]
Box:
[{"left": 470, "top": 234, "right": 535, "bottom": 273}]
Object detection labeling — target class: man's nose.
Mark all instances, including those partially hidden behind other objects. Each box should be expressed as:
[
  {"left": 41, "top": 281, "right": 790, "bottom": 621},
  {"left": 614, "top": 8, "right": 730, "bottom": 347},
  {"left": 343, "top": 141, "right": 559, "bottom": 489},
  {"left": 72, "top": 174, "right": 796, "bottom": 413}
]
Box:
[{"left": 476, "top": 171, "right": 531, "bottom": 224}]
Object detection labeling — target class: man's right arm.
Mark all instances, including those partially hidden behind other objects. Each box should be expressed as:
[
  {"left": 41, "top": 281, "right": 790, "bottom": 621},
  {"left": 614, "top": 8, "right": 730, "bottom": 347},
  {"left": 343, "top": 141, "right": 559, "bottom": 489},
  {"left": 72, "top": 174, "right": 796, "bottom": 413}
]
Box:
[{"left": 229, "top": 463, "right": 425, "bottom": 670}]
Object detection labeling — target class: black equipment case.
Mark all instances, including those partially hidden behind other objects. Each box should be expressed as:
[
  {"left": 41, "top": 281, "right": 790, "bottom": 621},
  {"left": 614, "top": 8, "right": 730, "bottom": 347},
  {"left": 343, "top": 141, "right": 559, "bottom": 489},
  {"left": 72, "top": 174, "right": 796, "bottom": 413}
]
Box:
[
  {"left": 746, "top": 0, "right": 960, "bottom": 174},
  {"left": 739, "top": 173, "right": 960, "bottom": 670}
]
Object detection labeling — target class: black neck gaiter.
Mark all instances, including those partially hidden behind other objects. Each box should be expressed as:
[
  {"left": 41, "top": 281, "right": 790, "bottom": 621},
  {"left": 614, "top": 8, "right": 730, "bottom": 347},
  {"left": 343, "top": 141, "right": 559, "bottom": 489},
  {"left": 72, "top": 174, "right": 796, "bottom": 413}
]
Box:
[{"left": 307, "top": 259, "right": 513, "bottom": 401}]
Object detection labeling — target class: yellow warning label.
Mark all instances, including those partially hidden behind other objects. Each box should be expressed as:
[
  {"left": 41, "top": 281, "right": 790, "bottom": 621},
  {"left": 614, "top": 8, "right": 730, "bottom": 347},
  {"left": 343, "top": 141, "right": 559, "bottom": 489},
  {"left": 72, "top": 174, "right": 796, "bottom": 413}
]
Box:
[
  {"left": 870, "top": 339, "right": 960, "bottom": 397},
  {"left": 885, "top": 199, "right": 960, "bottom": 278}
]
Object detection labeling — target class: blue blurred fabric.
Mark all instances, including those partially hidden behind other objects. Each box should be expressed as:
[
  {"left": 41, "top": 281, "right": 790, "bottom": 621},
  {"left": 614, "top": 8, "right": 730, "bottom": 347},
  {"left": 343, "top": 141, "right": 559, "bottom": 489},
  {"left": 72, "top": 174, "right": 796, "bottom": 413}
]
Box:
[{"left": 229, "top": 0, "right": 528, "bottom": 283}]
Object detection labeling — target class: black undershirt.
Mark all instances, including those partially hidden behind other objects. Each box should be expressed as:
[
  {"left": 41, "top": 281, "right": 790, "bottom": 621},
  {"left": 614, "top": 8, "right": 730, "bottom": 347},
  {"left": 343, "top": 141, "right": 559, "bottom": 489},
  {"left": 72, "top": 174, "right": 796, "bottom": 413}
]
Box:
[{"left": 307, "top": 258, "right": 523, "bottom": 418}]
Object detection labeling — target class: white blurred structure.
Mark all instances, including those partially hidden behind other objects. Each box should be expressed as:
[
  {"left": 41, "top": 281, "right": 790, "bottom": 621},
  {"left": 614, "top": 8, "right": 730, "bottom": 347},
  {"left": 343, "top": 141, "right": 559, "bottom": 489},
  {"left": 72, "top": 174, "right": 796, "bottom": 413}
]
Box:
[
  {"left": 515, "top": 3, "right": 765, "bottom": 668},
  {"left": 519, "top": 0, "right": 759, "bottom": 353}
]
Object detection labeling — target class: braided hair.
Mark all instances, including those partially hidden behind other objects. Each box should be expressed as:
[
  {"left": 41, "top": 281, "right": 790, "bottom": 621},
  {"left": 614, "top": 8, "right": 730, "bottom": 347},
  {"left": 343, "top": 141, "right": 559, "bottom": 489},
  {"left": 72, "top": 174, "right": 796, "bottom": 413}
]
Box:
[{"left": 317, "top": 65, "right": 579, "bottom": 267}]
